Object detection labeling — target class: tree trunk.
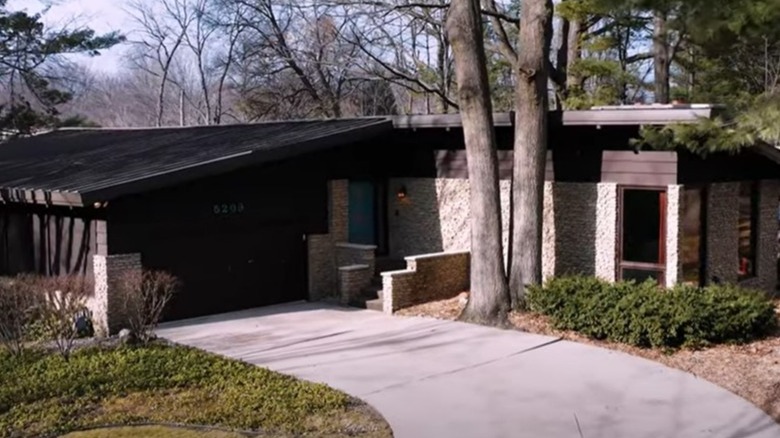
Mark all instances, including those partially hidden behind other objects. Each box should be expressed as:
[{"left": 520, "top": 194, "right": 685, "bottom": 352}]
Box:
[
  {"left": 508, "top": 0, "right": 553, "bottom": 308},
  {"left": 566, "top": 18, "right": 583, "bottom": 91},
  {"left": 446, "top": 0, "right": 510, "bottom": 325},
  {"left": 653, "top": 11, "right": 671, "bottom": 104}
]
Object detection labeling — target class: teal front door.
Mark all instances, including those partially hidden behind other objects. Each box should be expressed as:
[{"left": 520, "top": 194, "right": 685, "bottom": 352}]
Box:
[{"left": 348, "top": 181, "right": 376, "bottom": 245}]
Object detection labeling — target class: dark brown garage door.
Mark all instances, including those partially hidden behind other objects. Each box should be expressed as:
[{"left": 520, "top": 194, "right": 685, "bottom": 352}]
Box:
[{"left": 143, "top": 227, "right": 307, "bottom": 321}]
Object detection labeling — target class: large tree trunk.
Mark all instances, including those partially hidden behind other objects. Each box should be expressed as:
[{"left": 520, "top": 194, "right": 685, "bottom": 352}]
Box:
[
  {"left": 566, "top": 18, "right": 584, "bottom": 91},
  {"left": 446, "top": 0, "right": 510, "bottom": 325},
  {"left": 653, "top": 11, "right": 671, "bottom": 104},
  {"left": 508, "top": 0, "right": 553, "bottom": 308}
]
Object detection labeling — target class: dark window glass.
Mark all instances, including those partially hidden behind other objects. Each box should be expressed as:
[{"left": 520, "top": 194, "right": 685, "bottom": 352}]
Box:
[
  {"left": 622, "top": 269, "right": 662, "bottom": 283},
  {"left": 622, "top": 190, "right": 662, "bottom": 263},
  {"left": 681, "top": 188, "right": 704, "bottom": 285},
  {"left": 738, "top": 182, "right": 759, "bottom": 279}
]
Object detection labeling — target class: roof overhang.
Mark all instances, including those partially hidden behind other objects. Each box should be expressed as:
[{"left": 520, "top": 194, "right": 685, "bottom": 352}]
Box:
[
  {"left": 0, "top": 188, "right": 83, "bottom": 207},
  {"left": 391, "top": 105, "right": 725, "bottom": 129}
]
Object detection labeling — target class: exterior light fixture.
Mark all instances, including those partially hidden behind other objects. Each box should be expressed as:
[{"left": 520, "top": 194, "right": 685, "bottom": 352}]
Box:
[{"left": 397, "top": 185, "right": 407, "bottom": 199}]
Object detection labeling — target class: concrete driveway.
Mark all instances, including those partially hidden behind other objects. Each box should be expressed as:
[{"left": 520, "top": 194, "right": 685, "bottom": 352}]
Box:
[{"left": 157, "top": 302, "right": 780, "bottom": 438}]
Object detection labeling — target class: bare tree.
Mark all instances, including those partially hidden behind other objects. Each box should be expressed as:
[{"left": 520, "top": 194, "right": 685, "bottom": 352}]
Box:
[
  {"left": 0, "top": 276, "right": 40, "bottom": 356},
  {"left": 126, "top": 0, "right": 192, "bottom": 126},
  {"left": 38, "top": 276, "right": 91, "bottom": 360},
  {"left": 117, "top": 270, "right": 179, "bottom": 343},
  {"left": 447, "top": 0, "right": 510, "bottom": 325}
]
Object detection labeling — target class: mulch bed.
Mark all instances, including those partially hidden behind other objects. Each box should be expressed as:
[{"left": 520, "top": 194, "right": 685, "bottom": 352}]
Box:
[{"left": 397, "top": 294, "right": 780, "bottom": 422}]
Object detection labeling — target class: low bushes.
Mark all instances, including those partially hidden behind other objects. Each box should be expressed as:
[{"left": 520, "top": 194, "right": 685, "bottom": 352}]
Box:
[
  {"left": 0, "top": 344, "right": 355, "bottom": 437},
  {"left": 527, "top": 276, "right": 778, "bottom": 349}
]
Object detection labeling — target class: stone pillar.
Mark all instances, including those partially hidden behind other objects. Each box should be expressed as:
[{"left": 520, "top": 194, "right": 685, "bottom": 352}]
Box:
[
  {"left": 89, "top": 253, "right": 142, "bottom": 336},
  {"left": 595, "top": 183, "right": 618, "bottom": 281},
  {"left": 542, "top": 181, "right": 556, "bottom": 282},
  {"left": 665, "top": 185, "right": 683, "bottom": 287}
]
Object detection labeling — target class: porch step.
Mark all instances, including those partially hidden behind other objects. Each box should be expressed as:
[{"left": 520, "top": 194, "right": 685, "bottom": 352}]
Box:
[
  {"left": 348, "top": 296, "right": 384, "bottom": 312},
  {"left": 365, "top": 298, "right": 384, "bottom": 312},
  {"left": 361, "top": 284, "right": 383, "bottom": 300}
]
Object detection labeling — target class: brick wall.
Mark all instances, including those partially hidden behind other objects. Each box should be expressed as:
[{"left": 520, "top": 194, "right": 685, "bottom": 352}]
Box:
[
  {"left": 387, "top": 178, "right": 511, "bottom": 261},
  {"left": 595, "top": 183, "right": 618, "bottom": 281},
  {"left": 308, "top": 180, "right": 350, "bottom": 300},
  {"left": 381, "top": 251, "right": 470, "bottom": 313},
  {"left": 338, "top": 264, "right": 373, "bottom": 305}
]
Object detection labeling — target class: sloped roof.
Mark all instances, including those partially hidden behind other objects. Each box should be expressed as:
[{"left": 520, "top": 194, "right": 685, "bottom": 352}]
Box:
[{"left": 0, "top": 118, "right": 392, "bottom": 206}]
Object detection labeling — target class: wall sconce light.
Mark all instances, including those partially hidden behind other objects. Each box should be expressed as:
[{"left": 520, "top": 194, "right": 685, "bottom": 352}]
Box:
[{"left": 397, "top": 185, "right": 407, "bottom": 199}]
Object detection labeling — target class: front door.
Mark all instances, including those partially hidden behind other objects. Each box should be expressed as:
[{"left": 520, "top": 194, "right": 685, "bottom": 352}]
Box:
[
  {"left": 349, "top": 181, "right": 376, "bottom": 245},
  {"left": 618, "top": 187, "right": 667, "bottom": 284}
]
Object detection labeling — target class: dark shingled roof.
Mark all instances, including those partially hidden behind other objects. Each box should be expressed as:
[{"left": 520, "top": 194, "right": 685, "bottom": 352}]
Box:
[{"left": 0, "top": 118, "right": 392, "bottom": 206}]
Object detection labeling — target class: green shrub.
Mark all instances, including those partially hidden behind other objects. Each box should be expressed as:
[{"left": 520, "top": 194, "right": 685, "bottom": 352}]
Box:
[{"left": 527, "top": 276, "right": 778, "bottom": 349}]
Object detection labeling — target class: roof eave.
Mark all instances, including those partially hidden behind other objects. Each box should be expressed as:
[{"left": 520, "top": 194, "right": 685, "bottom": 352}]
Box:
[{"left": 0, "top": 188, "right": 84, "bottom": 207}]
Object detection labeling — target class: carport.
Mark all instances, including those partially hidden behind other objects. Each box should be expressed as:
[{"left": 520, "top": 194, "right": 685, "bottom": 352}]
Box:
[{"left": 0, "top": 119, "right": 392, "bottom": 324}]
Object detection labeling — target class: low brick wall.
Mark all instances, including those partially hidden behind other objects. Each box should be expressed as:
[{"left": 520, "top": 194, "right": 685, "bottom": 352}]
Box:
[
  {"left": 381, "top": 251, "right": 470, "bottom": 314},
  {"left": 89, "top": 253, "right": 142, "bottom": 336},
  {"left": 338, "top": 264, "right": 373, "bottom": 305},
  {"left": 336, "top": 243, "right": 377, "bottom": 276}
]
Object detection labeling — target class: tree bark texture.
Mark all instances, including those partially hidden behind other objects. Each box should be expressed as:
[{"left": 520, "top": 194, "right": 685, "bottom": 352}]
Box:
[
  {"left": 566, "top": 18, "right": 584, "bottom": 91},
  {"left": 509, "top": 0, "right": 553, "bottom": 308},
  {"left": 445, "top": 0, "right": 510, "bottom": 325},
  {"left": 653, "top": 11, "right": 671, "bottom": 104}
]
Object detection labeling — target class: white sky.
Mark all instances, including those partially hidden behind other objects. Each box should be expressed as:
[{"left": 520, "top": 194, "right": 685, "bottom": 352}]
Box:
[{"left": 9, "top": 0, "right": 131, "bottom": 73}]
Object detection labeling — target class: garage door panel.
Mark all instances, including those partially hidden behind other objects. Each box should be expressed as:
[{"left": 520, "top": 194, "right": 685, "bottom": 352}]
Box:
[{"left": 142, "top": 228, "right": 306, "bottom": 321}]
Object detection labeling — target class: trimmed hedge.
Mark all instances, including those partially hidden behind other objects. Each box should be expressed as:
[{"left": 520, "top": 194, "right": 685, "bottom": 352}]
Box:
[{"left": 527, "top": 276, "right": 778, "bottom": 349}]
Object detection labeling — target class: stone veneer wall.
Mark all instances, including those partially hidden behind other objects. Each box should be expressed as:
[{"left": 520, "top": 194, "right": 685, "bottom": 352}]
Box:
[
  {"left": 666, "top": 185, "right": 682, "bottom": 287},
  {"left": 388, "top": 178, "right": 612, "bottom": 282},
  {"left": 706, "top": 183, "right": 740, "bottom": 285},
  {"left": 595, "top": 183, "right": 618, "bottom": 281},
  {"left": 381, "top": 251, "right": 470, "bottom": 313},
  {"left": 89, "top": 253, "right": 142, "bottom": 336},
  {"left": 308, "top": 180, "right": 349, "bottom": 300},
  {"left": 707, "top": 181, "right": 778, "bottom": 292},
  {"left": 387, "top": 178, "right": 511, "bottom": 261},
  {"left": 543, "top": 182, "right": 600, "bottom": 280}
]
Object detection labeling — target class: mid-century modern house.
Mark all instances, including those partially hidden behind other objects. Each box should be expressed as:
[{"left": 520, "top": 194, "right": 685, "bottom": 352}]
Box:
[{"left": 0, "top": 105, "right": 778, "bottom": 333}]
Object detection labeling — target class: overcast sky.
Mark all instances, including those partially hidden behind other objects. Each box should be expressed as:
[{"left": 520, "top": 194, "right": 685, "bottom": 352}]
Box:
[{"left": 10, "top": 0, "right": 131, "bottom": 73}]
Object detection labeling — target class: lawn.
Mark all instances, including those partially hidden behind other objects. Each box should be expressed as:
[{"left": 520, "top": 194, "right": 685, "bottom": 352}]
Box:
[{"left": 0, "top": 343, "right": 391, "bottom": 438}]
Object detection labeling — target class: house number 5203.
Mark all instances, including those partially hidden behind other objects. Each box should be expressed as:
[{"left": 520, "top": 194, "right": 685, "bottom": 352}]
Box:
[{"left": 213, "top": 203, "right": 245, "bottom": 215}]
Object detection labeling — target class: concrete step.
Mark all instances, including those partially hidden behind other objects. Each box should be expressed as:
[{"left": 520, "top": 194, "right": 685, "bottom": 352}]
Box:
[
  {"left": 365, "top": 298, "right": 383, "bottom": 312},
  {"left": 361, "top": 285, "right": 383, "bottom": 300}
]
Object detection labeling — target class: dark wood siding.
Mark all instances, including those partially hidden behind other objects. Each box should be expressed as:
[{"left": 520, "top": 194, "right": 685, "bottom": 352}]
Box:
[
  {"left": 678, "top": 149, "right": 780, "bottom": 184},
  {"left": 0, "top": 204, "right": 103, "bottom": 277},
  {"left": 433, "top": 150, "right": 554, "bottom": 180},
  {"left": 601, "top": 151, "right": 678, "bottom": 186}
]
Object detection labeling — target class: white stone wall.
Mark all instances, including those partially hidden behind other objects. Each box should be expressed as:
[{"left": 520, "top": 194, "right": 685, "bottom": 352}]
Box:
[
  {"left": 89, "top": 253, "right": 142, "bottom": 336},
  {"left": 665, "top": 185, "right": 682, "bottom": 287},
  {"left": 595, "top": 183, "right": 618, "bottom": 281}
]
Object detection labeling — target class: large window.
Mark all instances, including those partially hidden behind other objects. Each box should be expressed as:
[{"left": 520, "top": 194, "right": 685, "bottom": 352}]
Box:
[
  {"left": 681, "top": 188, "right": 705, "bottom": 285},
  {"left": 738, "top": 182, "right": 759, "bottom": 280},
  {"left": 619, "top": 188, "right": 666, "bottom": 284}
]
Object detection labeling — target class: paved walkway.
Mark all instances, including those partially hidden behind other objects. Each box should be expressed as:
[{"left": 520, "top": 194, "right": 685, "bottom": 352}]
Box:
[{"left": 157, "top": 302, "right": 780, "bottom": 438}]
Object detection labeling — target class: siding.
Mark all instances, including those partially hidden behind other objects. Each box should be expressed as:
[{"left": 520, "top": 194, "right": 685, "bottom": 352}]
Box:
[
  {"left": 601, "top": 151, "right": 678, "bottom": 186},
  {"left": 433, "top": 150, "right": 555, "bottom": 180}
]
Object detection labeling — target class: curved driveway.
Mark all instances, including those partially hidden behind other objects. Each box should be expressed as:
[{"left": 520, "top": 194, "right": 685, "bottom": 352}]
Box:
[{"left": 157, "top": 302, "right": 780, "bottom": 438}]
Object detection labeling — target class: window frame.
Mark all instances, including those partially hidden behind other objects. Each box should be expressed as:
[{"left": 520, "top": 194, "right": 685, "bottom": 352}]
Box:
[{"left": 737, "top": 181, "right": 760, "bottom": 281}]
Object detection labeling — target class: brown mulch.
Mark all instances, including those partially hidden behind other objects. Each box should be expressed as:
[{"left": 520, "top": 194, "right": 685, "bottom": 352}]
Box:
[{"left": 397, "top": 294, "right": 780, "bottom": 422}]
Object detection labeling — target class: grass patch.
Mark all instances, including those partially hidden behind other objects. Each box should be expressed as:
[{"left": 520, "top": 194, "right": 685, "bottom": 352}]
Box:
[
  {"left": 0, "top": 344, "right": 390, "bottom": 438},
  {"left": 61, "top": 425, "right": 247, "bottom": 438}
]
